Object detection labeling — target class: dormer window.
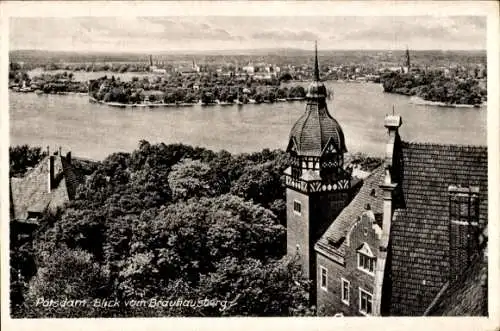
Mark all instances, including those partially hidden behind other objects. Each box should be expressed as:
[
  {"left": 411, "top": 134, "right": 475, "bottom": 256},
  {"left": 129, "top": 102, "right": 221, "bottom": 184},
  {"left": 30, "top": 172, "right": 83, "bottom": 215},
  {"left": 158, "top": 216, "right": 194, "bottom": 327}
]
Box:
[{"left": 357, "top": 243, "right": 376, "bottom": 275}]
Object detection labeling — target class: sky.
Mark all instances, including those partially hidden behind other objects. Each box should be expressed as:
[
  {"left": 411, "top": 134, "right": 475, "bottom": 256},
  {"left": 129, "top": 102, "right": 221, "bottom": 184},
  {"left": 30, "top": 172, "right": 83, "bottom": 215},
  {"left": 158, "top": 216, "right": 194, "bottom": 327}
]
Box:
[{"left": 9, "top": 16, "right": 486, "bottom": 52}]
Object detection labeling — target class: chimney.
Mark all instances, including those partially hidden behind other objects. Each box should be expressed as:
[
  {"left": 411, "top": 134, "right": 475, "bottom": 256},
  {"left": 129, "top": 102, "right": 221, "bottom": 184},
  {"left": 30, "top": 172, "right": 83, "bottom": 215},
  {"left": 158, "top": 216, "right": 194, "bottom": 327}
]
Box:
[
  {"left": 48, "top": 154, "right": 55, "bottom": 193},
  {"left": 66, "top": 151, "right": 72, "bottom": 164},
  {"left": 384, "top": 114, "right": 402, "bottom": 166},
  {"left": 373, "top": 115, "right": 403, "bottom": 316},
  {"left": 448, "top": 185, "right": 480, "bottom": 280}
]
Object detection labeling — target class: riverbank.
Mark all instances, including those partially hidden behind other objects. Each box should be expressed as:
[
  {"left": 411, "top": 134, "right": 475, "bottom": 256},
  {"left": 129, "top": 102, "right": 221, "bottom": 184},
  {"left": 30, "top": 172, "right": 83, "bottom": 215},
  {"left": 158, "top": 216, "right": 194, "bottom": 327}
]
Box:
[
  {"left": 90, "top": 96, "right": 306, "bottom": 108},
  {"left": 408, "top": 96, "right": 485, "bottom": 108}
]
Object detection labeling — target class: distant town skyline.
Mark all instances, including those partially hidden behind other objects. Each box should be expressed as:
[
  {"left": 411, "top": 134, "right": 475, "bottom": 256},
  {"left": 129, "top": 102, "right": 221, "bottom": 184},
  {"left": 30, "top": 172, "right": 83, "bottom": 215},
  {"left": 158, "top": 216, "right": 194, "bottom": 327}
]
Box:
[{"left": 10, "top": 16, "right": 486, "bottom": 53}]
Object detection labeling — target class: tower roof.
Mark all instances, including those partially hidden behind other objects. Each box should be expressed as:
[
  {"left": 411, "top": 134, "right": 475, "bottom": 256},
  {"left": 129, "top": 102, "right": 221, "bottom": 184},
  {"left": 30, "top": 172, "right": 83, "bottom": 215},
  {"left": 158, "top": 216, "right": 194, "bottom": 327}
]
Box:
[{"left": 288, "top": 42, "right": 347, "bottom": 157}]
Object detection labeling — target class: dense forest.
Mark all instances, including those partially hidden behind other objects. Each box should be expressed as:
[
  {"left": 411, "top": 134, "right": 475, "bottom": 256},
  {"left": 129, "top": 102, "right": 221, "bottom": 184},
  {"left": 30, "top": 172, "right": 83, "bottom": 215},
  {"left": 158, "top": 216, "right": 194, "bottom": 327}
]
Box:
[
  {"left": 381, "top": 71, "right": 486, "bottom": 105},
  {"left": 10, "top": 142, "right": 313, "bottom": 317},
  {"left": 10, "top": 143, "right": 382, "bottom": 317}
]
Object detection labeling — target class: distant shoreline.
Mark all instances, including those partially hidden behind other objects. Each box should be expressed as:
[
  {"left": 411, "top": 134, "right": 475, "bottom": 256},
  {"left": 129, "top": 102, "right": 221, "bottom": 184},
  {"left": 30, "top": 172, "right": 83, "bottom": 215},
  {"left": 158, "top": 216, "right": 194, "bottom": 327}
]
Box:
[
  {"left": 89, "top": 96, "right": 306, "bottom": 108},
  {"left": 408, "top": 96, "right": 485, "bottom": 108}
]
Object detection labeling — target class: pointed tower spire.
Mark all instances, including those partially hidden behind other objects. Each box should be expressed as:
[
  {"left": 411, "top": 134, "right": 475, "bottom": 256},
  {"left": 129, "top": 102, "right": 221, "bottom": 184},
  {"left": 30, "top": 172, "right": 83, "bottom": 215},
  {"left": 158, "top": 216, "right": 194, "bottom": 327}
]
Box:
[
  {"left": 314, "top": 40, "right": 320, "bottom": 81},
  {"left": 405, "top": 45, "right": 411, "bottom": 68}
]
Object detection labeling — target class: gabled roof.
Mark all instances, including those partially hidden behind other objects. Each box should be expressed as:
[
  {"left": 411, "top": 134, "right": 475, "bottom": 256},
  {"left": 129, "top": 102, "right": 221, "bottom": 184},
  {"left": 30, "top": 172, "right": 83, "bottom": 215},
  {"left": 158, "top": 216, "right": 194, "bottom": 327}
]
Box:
[
  {"left": 357, "top": 242, "right": 375, "bottom": 258},
  {"left": 10, "top": 154, "right": 81, "bottom": 220},
  {"left": 389, "top": 142, "right": 488, "bottom": 316},
  {"left": 315, "top": 165, "right": 385, "bottom": 256}
]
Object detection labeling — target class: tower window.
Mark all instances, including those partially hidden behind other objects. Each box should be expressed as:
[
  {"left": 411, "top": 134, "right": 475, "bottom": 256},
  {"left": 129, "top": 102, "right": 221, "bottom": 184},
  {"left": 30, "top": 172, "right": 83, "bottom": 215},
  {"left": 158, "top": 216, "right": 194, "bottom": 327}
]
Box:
[
  {"left": 341, "top": 278, "right": 350, "bottom": 305},
  {"left": 320, "top": 266, "right": 328, "bottom": 291},
  {"left": 359, "top": 288, "right": 373, "bottom": 315},
  {"left": 291, "top": 167, "right": 301, "bottom": 179},
  {"left": 293, "top": 200, "right": 302, "bottom": 215}
]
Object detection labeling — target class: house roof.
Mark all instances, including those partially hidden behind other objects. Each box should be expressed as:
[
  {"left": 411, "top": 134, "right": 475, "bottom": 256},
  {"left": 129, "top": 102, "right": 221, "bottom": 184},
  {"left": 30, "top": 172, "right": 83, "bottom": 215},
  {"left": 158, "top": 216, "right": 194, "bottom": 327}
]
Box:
[
  {"left": 10, "top": 154, "right": 81, "bottom": 220},
  {"left": 315, "top": 165, "right": 385, "bottom": 255},
  {"left": 389, "top": 141, "right": 488, "bottom": 316},
  {"left": 424, "top": 255, "right": 487, "bottom": 316}
]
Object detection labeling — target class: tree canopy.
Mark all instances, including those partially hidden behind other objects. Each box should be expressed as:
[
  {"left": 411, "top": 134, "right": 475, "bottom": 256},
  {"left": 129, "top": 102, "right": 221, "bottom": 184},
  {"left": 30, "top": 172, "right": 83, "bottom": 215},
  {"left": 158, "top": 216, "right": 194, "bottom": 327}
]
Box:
[{"left": 10, "top": 142, "right": 314, "bottom": 317}]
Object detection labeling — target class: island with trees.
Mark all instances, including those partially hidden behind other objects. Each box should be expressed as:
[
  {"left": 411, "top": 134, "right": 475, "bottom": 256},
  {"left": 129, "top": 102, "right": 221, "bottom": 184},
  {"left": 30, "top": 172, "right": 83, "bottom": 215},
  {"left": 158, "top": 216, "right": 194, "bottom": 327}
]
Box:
[
  {"left": 9, "top": 63, "right": 88, "bottom": 95},
  {"left": 88, "top": 75, "right": 308, "bottom": 107},
  {"left": 381, "top": 70, "right": 486, "bottom": 107}
]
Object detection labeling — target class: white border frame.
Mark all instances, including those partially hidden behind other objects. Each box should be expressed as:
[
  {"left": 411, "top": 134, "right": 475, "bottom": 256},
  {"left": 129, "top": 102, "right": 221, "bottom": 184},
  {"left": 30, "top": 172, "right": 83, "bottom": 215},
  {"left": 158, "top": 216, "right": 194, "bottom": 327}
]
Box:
[{"left": 1, "top": 2, "right": 499, "bottom": 331}]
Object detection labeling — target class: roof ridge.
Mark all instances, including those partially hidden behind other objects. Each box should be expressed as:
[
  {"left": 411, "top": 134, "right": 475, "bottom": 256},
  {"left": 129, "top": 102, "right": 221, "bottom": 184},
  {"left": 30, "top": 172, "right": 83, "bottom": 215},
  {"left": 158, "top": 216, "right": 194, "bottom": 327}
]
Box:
[
  {"left": 298, "top": 107, "right": 312, "bottom": 151},
  {"left": 20, "top": 155, "right": 49, "bottom": 179},
  {"left": 361, "top": 164, "right": 385, "bottom": 180},
  {"left": 402, "top": 140, "right": 487, "bottom": 149}
]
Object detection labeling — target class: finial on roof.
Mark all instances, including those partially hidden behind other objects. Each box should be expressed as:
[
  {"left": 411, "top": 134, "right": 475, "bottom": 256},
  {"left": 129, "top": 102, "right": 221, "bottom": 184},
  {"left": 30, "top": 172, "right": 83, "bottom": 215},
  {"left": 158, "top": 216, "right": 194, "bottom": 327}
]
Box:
[{"left": 314, "top": 40, "right": 320, "bottom": 81}]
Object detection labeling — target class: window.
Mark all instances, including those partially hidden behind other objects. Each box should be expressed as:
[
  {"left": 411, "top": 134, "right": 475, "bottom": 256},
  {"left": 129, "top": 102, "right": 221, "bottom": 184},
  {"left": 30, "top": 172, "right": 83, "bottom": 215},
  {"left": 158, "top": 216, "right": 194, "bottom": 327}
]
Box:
[
  {"left": 358, "top": 253, "right": 376, "bottom": 274},
  {"left": 293, "top": 200, "right": 302, "bottom": 215},
  {"left": 359, "top": 288, "right": 373, "bottom": 315},
  {"left": 320, "top": 266, "right": 328, "bottom": 291},
  {"left": 357, "top": 243, "right": 376, "bottom": 275},
  {"left": 341, "top": 278, "right": 350, "bottom": 305}
]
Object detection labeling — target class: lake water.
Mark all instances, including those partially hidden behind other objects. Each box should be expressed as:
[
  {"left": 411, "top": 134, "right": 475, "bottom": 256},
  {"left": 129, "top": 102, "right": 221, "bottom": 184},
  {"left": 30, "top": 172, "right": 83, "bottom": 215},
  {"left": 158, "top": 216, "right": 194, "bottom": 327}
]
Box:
[{"left": 10, "top": 81, "right": 486, "bottom": 160}]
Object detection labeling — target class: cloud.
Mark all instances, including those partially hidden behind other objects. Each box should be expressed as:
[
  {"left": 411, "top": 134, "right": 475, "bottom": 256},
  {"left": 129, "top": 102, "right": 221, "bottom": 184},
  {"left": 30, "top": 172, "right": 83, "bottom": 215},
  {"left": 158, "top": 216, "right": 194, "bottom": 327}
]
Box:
[
  {"left": 135, "top": 17, "right": 244, "bottom": 41},
  {"left": 330, "top": 16, "right": 485, "bottom": 49},
  {"left": 454, "top": 16, "right": 486, "bottom": 29},
  {"left": 252, "top": 30, "right": 318, "bottom": 41},
  {"left": 9, "top": 16, "right": 486, "bottom": 51}
]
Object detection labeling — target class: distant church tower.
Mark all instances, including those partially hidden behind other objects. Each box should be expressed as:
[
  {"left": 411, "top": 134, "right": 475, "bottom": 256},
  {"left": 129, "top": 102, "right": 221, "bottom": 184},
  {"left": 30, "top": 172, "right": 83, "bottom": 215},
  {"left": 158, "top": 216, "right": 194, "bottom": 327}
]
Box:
[
  {"left": 284, "top": 42, "right": 353, "bottom": 287},
  {"left": 403, "top": 46, "right": 411, "bottom": 73}
]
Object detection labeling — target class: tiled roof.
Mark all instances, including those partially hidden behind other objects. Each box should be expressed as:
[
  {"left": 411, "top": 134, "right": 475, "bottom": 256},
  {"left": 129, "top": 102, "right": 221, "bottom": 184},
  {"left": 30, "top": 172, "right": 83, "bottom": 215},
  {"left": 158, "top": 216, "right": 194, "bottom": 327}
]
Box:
[
  {"left": 425, "top": 256, "right": 487, "bottom": 316},
  {"left": 389, "top": 142, "right": 488, "bottom": 316},
  {"left": 288, "top": 102, "right": 347, "bottom": 157},
  {"left": 10, "top": 154, "right": 81, "bottom": 220},
  {"left": 316, "top": 165, "right": 385, "bottom": 255}
]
